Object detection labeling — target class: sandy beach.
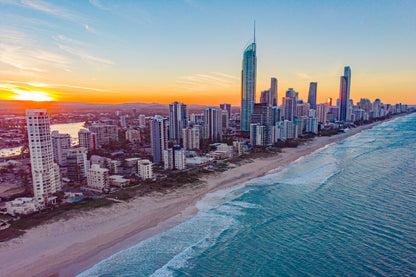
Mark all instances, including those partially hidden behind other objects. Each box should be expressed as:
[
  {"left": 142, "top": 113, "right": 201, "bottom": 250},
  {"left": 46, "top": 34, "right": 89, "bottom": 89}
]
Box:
[{"left": 0, "top": 120, "right": 391, "bottom": 277}]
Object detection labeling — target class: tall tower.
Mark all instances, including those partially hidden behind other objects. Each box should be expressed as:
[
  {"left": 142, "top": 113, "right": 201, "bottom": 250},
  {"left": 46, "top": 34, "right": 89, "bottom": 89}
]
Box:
[
  {"left": 339, "top": 66, "right": 351, "bottom": 121},
  {"left": 150, "top": 115, "right": 168, "bottom": 164},
  {"left": 169, "top": 101, "right": 187, "bottom": 141},
  {"left": 26, "top": 109, "right": 61, "bottom": 205},
  {"left": 241, "top": 23, "right": 257, "bottom": 131},
  {"left": 270, "top": 78, "right": 278, "bottom": 106},
  {"left": 307, "top": 82, "right": 317, "bottom": 110},
  {"left": 204, "top": 107, "right": 222, "bottom": 141}
]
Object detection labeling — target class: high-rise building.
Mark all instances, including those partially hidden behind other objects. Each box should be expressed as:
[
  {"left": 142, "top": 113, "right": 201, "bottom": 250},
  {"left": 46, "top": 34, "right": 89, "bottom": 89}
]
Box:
[
  {"left": 66, "top": 148, "right": 89, "bottom": 184},
  {"left": 78, "top": 129, "right": 97, "bottom": 151},
  {"left": 125, "top": 129, "right": 141, "bottom": 142},
  {"left": 26, "top": 109, "right": 61, "bottom": 205},
  {"left": 183, "top": 125, "right": 200, "bottom": 150},
  {"left": 204, "top": 107, "right": 222, "bottom": 141},
  {"left": 307, "top": 82, "right": 317, "bottom": 110},
  {"left": 316, "top": 103, "right": 328, "bottom": 123},
  {"left": 221, "top": 110, "right": 229, "bottom": 130},
  {"left": 169, "top": 101, "right": 187, "bottom": 140},
  {"left": 260, "top": 90, "right": 270, "bottom": 105},
  {"left": 270, "top": 78, "right": 278, "bottom": 106},
  {"left": 220, "top": 104, "right": 232, "bottom": 119},
  {"left": 150, "top": 115, "right": 168, "bottom": 164},
  {"left": 51, "top": 131, "right": 71, "bottom": 166},
  {"left": 241, "top": 26, "right": 257, "bottom": 131},
  {"left": 138, "top": 159, "right": 153, "bottom": 180},
  {"left": 163, "top": 145, "right": 186, "bottom": 170},
  {"left": 89, "top": 123, "right": 118, "bottom": 147},
  {"left": 87, "top": 164, "right": 109, "bottom": 192},
  {"left": 339, "top": 66, "right": 351, "bottom": 121},
  {"left": 282, "top": 88, "right": 298, "bottom": 121},
  {"left": 120, "top": 115, "right": 127, "bottom": 128},
  {"left": 139, "top": 114, "right": 146, "bottom": 128}
]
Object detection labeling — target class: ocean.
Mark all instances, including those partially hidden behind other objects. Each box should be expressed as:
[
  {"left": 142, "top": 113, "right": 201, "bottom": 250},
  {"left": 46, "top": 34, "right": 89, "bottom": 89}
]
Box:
[{"left": 79, "top": 113, "right": 416, "bottom": 276}]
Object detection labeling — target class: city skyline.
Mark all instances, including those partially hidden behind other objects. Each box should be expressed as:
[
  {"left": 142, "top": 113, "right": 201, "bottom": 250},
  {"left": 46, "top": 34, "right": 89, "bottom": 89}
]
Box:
[{"left": 0, "top": 0, "right": 415, "bottom": 105}]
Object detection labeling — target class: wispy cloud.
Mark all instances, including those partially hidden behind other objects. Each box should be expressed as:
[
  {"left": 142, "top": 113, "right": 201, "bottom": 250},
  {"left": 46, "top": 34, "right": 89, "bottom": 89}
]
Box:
[
  {"left": 84, "top": 24, "right": 97, "bottom": 34},
  {"left": 174, "top": 72, "right": 238, "bottom": 92},
  {"left": 58, "top": 44, "right": 114, "bottom": 65},
  {"left": 1, "top": 80, "right": 111, "bottom": 92},
  {"left": 89, "top": 0, "right": 110, "bottom": 11}
]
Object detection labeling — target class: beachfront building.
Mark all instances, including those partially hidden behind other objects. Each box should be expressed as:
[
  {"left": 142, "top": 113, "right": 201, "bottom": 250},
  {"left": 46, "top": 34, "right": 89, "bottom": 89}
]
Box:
[
  {"left": 26, "top": 109, "right": 61, "bottom": 205},
  {"left": 183, "top": 125, "right": 200, "bottom": 150},
  {"left": 109, "top": 175, "right": 130, "bottom": 188},
  {"left": 163, "top": 145, "right": 186, "bottom": 170},
  {"left": 241, "top": 27, "right": 257, "bottom": 131},
  {"left": 66, "top": 148, "right": 89, "bottom": 184},
  {"left": 204, "top": 107, "right": 222, "bottom": 141},
  {"left": 274, "top": 120, "right": 298, "bottom": 142},
  {"left": 51, "top": 131, "right": 71, "bottom": 166},
  {"left": 169, "top": 101, "right": 187, "bottom": 141},
  {"left": 282, "top": 88, "right": 298, "bottom": 121},
  {"left": 150, "top": 115, "right": 168, "bottom": 164},
  {"left": 5, "top": 197, "right": 40, "bottom": 216},
  {"left": 78, "top": 129, "right": 97, "bottom": 151},
  {"left": 138, "top": 159, "right": 153, "bottom": 180},
  {"left": 316, "top": 103, "right": 328, "bottom": 123},
  {"left": 86, "top": 164, "right": 109, "bottom": 192},
  {"left": 233, "top": 140, "right": 246, "bottom": 156}
]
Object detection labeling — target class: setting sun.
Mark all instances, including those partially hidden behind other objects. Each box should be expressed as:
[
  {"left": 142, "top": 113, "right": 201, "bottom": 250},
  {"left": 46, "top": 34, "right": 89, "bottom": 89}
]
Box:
[{"left": 12, "top": 89, "right": 54, "bottom": 102}]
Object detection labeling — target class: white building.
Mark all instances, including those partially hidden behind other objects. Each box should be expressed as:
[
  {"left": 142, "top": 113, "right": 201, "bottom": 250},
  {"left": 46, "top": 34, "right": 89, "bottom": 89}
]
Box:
[
  {"left": 126, "top": 129, "right": 141, "bottom": 142},
  {"left": 139, "top": 114, "right": 146, "bottom": 128},
  {"left": 5, "top": 197, "right": 40, "bottom": 215},
  {"left": 138, "top": 159, "right": 153, "bottom": 180},
  {"left": 87, "top": 164, "right": 109, "bottom": 192},
  {"left": 274, "top": 120, "right": 298, "bottom": 142},
  {"left": 51, "top": 131, "right": 71, "bottom": 166},
  {"left": 163, "top": 146, "right": 186, "bottom": 170},
  {"left": 183, "top": 125, "right": 200, "bottom": 150},
  {"left": 305, "top": 117, "right": 318, "bottom": 134},
  {"left": 233, "top": 141, "right": 245, "bottom": 156},
  {"left": 109, "top": 175, "right": 130, "bottom": 188},
  {"left": 316, "top": 103, "right": 328, "bottom": 123},
  {"left": 26, "top": 109, "right": 61, "bottom": 205}
]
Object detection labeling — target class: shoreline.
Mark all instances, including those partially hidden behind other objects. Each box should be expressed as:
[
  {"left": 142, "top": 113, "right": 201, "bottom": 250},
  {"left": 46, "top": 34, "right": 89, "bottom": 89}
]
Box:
[{"left": 0, "top": 116, "right": 404, "bottom": 277}]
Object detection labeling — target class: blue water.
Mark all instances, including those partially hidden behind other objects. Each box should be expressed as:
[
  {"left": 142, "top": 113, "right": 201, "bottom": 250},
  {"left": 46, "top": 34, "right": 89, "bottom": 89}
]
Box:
[
  {"left": 79, "top": 114, "right": 416, "bottom": 276},
  {"left": 68, "top": 197, "right": 84, "bottom": 203}
]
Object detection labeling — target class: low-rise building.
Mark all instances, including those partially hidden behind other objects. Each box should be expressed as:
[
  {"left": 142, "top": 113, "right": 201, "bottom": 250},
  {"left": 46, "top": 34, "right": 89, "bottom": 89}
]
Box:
[
  {"left": 87, "top": 164, "right": 109, "bottom": 192},
  {"left": 5, "top": 197, "right": 40, "bottom": 215},
  {"left": 138, "top": 159, "right": 153, "bottom": 180},
  {"left": 109, "top": 175, "right": 130, "bottom": 188}
]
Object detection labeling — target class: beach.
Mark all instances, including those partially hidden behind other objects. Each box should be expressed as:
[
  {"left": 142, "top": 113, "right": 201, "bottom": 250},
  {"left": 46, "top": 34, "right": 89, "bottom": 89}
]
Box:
[{"left": 0, "top": 120, "right": 391, "bottom": 277}]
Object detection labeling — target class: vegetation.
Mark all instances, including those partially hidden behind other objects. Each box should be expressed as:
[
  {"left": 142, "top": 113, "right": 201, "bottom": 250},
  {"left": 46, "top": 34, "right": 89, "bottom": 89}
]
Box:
[{"left": 0, "top": 198, "right": 114, "bottom": 242}]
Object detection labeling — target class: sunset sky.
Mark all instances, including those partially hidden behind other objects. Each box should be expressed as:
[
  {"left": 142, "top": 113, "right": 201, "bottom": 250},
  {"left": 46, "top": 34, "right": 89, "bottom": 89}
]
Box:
[{"left": 0, "top": 0, "right": 415, "bottom": 106}]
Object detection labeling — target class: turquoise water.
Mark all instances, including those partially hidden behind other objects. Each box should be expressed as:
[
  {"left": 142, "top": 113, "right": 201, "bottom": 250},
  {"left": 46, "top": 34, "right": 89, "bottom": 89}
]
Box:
[
  {"left": 67, "top": 197, "right": 84, "bottom": 203},
  {"left": 79, "top": 114, "right": 416, "bottom": 276}
]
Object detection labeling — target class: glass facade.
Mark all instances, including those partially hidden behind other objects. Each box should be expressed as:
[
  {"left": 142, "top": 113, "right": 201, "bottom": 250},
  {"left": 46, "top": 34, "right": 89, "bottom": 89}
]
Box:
[{"left": 241, "top": 42, "right": 257, "bottom": 131}]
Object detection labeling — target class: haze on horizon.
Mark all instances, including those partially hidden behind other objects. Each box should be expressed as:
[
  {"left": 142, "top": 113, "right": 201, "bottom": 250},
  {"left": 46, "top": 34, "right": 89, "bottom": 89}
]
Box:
[{"left": 0, "top": 0, "right": 415, "bottom": 106}]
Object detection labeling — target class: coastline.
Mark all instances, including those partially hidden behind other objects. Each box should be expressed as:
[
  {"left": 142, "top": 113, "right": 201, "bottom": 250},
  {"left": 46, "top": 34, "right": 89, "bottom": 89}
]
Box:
[{"left": 0, "top": 117, "right": 401, "bottom": 277}]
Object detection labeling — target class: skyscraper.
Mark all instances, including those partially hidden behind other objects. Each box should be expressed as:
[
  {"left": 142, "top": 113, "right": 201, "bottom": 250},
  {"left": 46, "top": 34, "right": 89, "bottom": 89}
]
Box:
[
  {"left": 169, "top": 101, "right": 187, "bottom": 141},
  {"left": 204, "top": 107, "right": 222, "bottom": 141},
  {"left": 282, "top": 88, "right": 298, "bottom": 121},
  {"left": 220, "top": 104, "right": 232, "bottom": 119},
  {"left": 270, "top": 78, "right": 278, "bottom": 106},
  {"left": 240, "top": 25, "right": 257, "bottom": 131},
  {"left": 150, "top": 115, "right": 168, "bottom": 164},
  {"left": 26, "top": 109, "right": 61, "bottom": 205},
  {"left": 307, "top": 82, "right": 317, "bottom": 110},
  {"left": 339, "top": 66, "right": 351, "bottom": 121},
  {"left": 51, "top": 131, "right": 71, "bottom": 166}
]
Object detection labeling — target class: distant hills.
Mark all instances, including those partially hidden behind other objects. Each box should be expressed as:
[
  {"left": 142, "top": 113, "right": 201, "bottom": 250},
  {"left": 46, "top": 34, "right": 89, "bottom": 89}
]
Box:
[{"left": 0, "top": 100, "right": 240, "bottom": 115}]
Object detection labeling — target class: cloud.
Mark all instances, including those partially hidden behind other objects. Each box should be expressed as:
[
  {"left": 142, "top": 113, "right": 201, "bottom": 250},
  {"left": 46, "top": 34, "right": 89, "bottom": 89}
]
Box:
[
  {"left": 296, "top": 72, "right": 313, "bottom": 79},
  {"left": 89, "top": 0, "right": 110, "bottom": 11},
  {"left": 58, "top": 44, "right": 114, "bottom": 65},
  {"left": 1, "top": 80, "right": 112, "bottom": 92},
  {"left": 84, "top": 24, "right": 97, "bottom": 34},
  {"left": 174, "top": 72, "right": 238, "bottom": 92}
]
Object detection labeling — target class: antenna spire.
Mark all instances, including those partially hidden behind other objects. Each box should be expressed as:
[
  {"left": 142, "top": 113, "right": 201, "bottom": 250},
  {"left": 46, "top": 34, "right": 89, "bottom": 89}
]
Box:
[{"left": 254, "top": 20, "right": 256, "bottom": 43}]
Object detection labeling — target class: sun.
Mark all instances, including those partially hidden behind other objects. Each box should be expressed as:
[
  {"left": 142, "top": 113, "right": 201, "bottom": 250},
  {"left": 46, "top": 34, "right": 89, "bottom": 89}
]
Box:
[{"left": 12, "top": 89, "right": 54, "bottom": 101}]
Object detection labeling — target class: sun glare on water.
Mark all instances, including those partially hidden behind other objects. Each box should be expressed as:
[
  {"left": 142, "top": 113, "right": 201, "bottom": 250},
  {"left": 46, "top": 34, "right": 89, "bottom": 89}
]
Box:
[{"left": 12, "top": 89, "right": 54, "bottom": 101}]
